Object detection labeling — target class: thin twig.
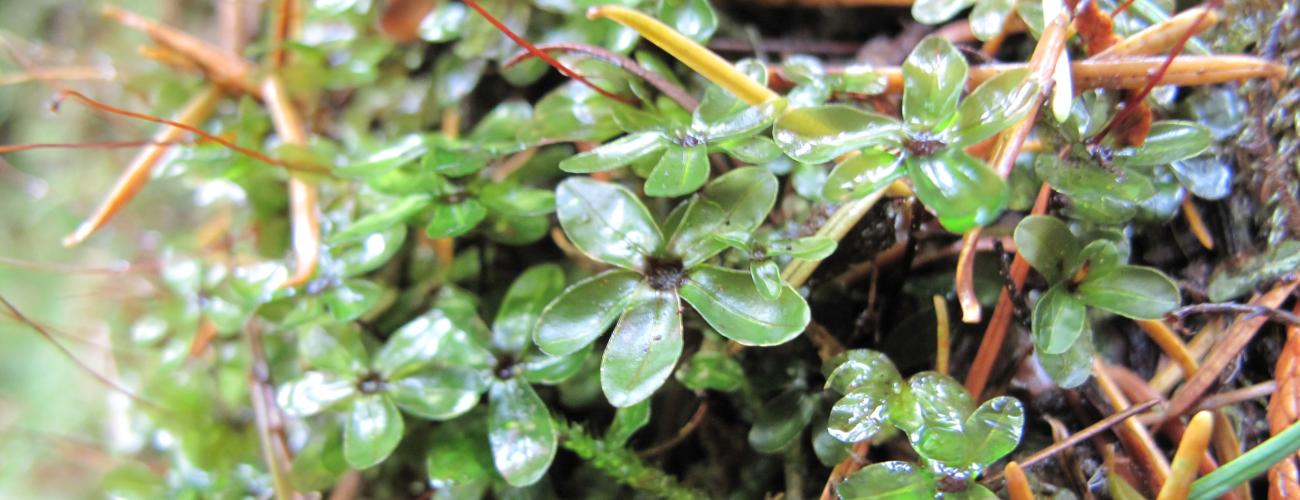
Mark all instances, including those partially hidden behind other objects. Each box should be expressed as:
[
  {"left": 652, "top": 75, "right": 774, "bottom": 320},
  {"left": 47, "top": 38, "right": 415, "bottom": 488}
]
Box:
[
  {"left": 933, "top": 295, "right": 950, "bottom": 375},
  {"left": 246, "top": 320, "right": 298, "bottom": 500},
  {"left": 638, "top": 400, "right": 709, "bottom": 458},
  {"left": 1168, "top": 302, "right": 1300, "bottom": 329},
  {"left": 502, "top": 42, "right": 698, "bottom": 110}
]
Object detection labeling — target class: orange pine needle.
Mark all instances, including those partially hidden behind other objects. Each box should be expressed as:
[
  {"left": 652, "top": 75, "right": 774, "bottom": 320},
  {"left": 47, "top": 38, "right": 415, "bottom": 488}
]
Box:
[
  {"left": 1181, "top": 197, "right": 1215, "bottom": 250},
  {"left": 1094, "top": 358, "right": 1172, "bottom": 492},
  {"left": 955, "top": 230, "right": 982, "bottom": 323},
  {"left": 1004, "top": 462, "right": 1034, "bottom": 500},
  {"left": 62, "top": 87, "right": 223, "bottom": 246},
  {"left": 933, "top": 295, "right": 951, "bottom": 375},
  {"left": 101, "top": 4, "right": 258, "bottom": 95},
  {"left": 1137, "top": 319, "right": 1199, "bottom": 377},
  {"left": 262, "top": 76, "right": 321, "bottom": 289},
  {"left": 1158, "top": 411, "right": 1214, "bottom": 500}
]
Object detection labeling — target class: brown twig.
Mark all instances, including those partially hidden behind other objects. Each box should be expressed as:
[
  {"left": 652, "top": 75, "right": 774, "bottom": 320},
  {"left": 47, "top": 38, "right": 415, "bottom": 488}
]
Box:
[
  {"left": 102, "top": 4, "right": 258, "bottom": 95},
  {"left": 637, "top": 400, "right": 709, "bottom": 458},
  {"left": 985, "top": 399, "right": 1159, "bottom": 481},
  {"left": 262, "top": 76, "right": 321, "bottom": 289},
  {"left": 819, "top": 441, "right": 870, "bottom": 500},
  {"left": 246, "top": 320, "right": 298, "bottom": 500},
  {"left": 1093, "top": 358, "right": 1171, "bottom": 493},
  {"left": 1167, "top": 302, "right": 1300, "bottom": 329},
  {"left": 502, "top": 42, "right": 697, "bottom": 110},
  {"left": 933, "top": 295, "right": 951, "bottom": 375}
]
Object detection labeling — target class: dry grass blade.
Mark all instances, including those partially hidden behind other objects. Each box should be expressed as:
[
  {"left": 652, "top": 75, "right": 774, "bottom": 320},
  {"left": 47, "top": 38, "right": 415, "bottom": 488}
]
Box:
[
  {"left": 102, "top": 4, "right": 258, "bottom": 95},
  {"left": 1094, "top": 358, "right": 1171, "bottom": 493},
  {"left": 1093, "top": 7, "right": 1218, "bottom": 59},
  {"left": 262, "top": 76, "right": 321, "bottom": 289},
  {"left": 1268, "top": 303, "right": 1300, "bottom": 499},
  {"left": 1166, "top": 278, "right": 1300, "bottom": 419}
]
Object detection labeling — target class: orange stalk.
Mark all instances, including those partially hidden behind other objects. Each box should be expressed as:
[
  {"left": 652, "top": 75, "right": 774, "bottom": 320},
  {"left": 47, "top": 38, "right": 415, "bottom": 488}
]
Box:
[
  {"left": 1181, "top": 197, "right": 1215, "bottom": 250},
  {"left": 933, "top": 295, "right": 951, "bottom": 375},
  {"left": 1004, "top": 462, "right": 1033, "bottom": 500},
  {"left": 262, "top": 76, "right": 320, "bottom": 288},
  {"left": 1093, "top": 7, "right": 1218, "bottom": 60},
  {"left": 102, "top": 4, "right": 258, "bottom": 95},
  {"left": 1094, "top": 358, "right": 1171, "bottom": 493},
  {"left": 1157, "top": 411, "right": 1214, "bottom": 500},
  {"left": 62, "top": 87, "right": 223, "bottom": 246},
  {"left": 954, "top": 229, "right": 983, "bottom": 323},
  {"left": 819, "top": 441, "right": 871, "bottom": 500},
  {"left": 1137, "top": 319, "right": 1199, "bottom": 377}
]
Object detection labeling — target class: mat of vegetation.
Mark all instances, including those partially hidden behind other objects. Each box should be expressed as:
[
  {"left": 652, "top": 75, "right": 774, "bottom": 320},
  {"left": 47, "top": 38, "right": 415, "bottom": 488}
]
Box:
[{"left": 0, "top": 0, "right": 1297, "bottom": 498}]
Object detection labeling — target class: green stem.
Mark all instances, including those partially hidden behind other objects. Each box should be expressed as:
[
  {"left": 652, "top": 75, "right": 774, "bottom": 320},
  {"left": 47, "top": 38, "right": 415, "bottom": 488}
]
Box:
[
  {"left": 1187, "top": 416, "right": 1300, "bottom": 500},
  {"left": 558, "top": 420, "right": 708, "bottom": 500}
]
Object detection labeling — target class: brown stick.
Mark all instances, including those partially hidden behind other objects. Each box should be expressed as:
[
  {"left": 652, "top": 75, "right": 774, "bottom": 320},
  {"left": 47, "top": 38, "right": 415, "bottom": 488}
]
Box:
[
  {"left": 1094, "top": 358, "right": 1171, "bottom": 494},
  {"left": 102, "top": 4, "right": 258, "bottom": 95},
  {"left": 246, "top": 321, "right": 298, "bottom": 500},
  {"left": 262, "top": 76, "right": 321, "bottom": 289}
]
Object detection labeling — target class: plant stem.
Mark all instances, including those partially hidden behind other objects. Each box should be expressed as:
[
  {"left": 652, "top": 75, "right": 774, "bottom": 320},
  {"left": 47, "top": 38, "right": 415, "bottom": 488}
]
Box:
[
  {"left": 1094, "top": 358, "right": 1172, "bottom": 494},
  {"left": 502, "top": 42, "right": 699, "bottom": 111},
  {"left": 932, "top": 295, "right": 950, "bottom": 375},
  {"left": 263, "top": 75, "right": 322, "bottom": 288},
  {"left": 558, "top": 420, "right": 708, "bottom": 500},
  {"left": 102, "top": 4, "right": 258, "bottom": 95},
  {"left": 1093, "top": 7, "right": 1218, "bottom": 60},
  {"left": 246, "top": 321, "right": 298, "bottom": 500}
]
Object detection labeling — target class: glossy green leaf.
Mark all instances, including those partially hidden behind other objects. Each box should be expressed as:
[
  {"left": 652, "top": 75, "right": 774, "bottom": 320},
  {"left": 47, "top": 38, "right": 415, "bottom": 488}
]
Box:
[
  {"left": 971, "top": 0, "right": 1016, "bottom": 40},
  {"left": 907, "top": 149, "right": 1008, "bottom": 233},
  {"left": 329, "top": 195, "right": 430, "bottom": 244},
  {"left": 902, "top": 36, "right": 968, "bottom": 128},
  {"left": 343, "top": 395, "right": 403, "bottom": 469},
  {"left": 768, "top": 237, "right": 838, "bottom": 260},
  {"left": 720, "top": 135, "right": 784, "bottom": 164},
  {"left": 555, "top": 178, "right": 663, "bottom": 271},
  {"left": 644, "top": 144, "right": 710, "bottom": 197},
  {"left": 669, "top": 167, "right": 780, "bottom": 266},
  {"left": 660, "top": 0, "right": 718, "bottom": 43},
  {"left": 483, "top": 213, "right": 551, "bottom": 246},
  {"left": 1171, "top": 157, "right": 1233, "bottom": 200},
  {"left": 837, "top": 461, "right": 936, "bottom": 500},
  {"left": 299, "top": 326, "right": 368, "bottom": 377},
  {"left": 835, "top": 64, "right": 888, "bottom": 95},
  {"left": 952, "top": 68, "right": 1038, "bottom": 149},
  {"left": 773, "top": 105, "right": 903, "bottom": 164},
  {"left": 748, "top": 389, "right": 818, "bottom": 453},
  {"left": 521, "top": 347, "right": 592, "bottom": 385},
  {"left": 488, "top": 378, "right": 557, "bottom": 486},
  {"left": 824, "top": 349, "right": 904, "bottom": 396},
  {"left": 419, "top": 2, "right": 467, "bottom": 42},
  {"left": 535, "top": 270, "right": 643, "bottom": 356},
  {"left": 1207, "top": 240, "right": 1300, "bottom": 302},
  {"left": 1031, "top": 284, "right": 1089, "bottom": 354},
  {"left": 947, "top": 484, "right": 999, "bottom": 500},
  {"left": 335, "top": 226, "right": 408, "bottom": 279},
  {"left": 824, "top": 149, "right": 904, "bottom": 201},
  {"left": 750, "top": 260, "right": 782, "bottom": 300},
  {"left": 1013, "top": 215, "right": 1079, "bottom": 283},
  {"left": 388, "top": 368, "right": 487, "bottom": 420},
  {"left": 470, "top": 100, "right": 533, "bottom": 143},
  {"left": 606, "top": 399, "right": 652, "bottom": 446},
  {"left": 477, "top": 183, "right": 556, "bottom": 217},
  {"left": 423, "top": 143, "right": 491, "bottom": 178},
  {"left": 888, "top": 372, "right": 973, "bottom": 464},
  {"left": 340, "top": 135, "right": 426, "bottom": 177},
  {"left": 322, "top": 279, "right": 384, "bottom": 322},
  {"left": 963, "top": 396, "right": 1024, "bottom": 467},
  {"left": 828, "top": 390, "right": 891, "bottom": 443},
  {"left": 1037, "top": 328, "right": 1095, "bottom": 388},
  {"left": 813, "top": 416, "right": 853, "bottom": 466},
  {"left": 680, "top": 265, "right": 810, "bottom": 346},
  {"left": 493, "top": 264, "right": 566, "bottom": 355},
  {"left": 375, "top": 310, "right": 491, "bottom": 379},
  {"left": 1067, "top": 239, "right": 1123, "bottom": 279},
  {"left": 912, "top": 0, "right": 975, "bottom": 24},
  {"left": 1114, "top": 121, "right": 1212, "bottom": 168},
  {"left": 693, "top": 99, "right": 783, "bottom": 143},
  {"left": 277, "top": 372, "right": 355, "bottom": 417},
  {"left": 1078, "top": 266, "right": 1181, "bottom": 319},
  {"left": 559, "top": 132, "right": 668, "bottom": 173},
  {"left": 600, "top": 292, "right": 684, "bottom": 407},
  {"left": 425, "top": 419, "right": 493, "bottom": 498},
  {"left": 425, "top": 198, "right": 487, "bottom": 238},
  {"left": 432, "top": 55, "right": 486, "bottom": 108},
  {"left": 675, "top": 350, "right": 746, "bottom": 392}
]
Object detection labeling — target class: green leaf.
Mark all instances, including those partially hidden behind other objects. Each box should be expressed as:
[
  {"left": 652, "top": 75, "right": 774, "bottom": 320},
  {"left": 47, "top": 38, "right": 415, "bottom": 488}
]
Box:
[
  {"left": 824, "top": 149, "right": 905, "bottom": 201},
  {"left": 374, "top": 310, "right": 493, "bottom": 379},
  {"left": 669, "top": 167, "right": 779, "bottom": 266},
  {"left": 1207, "top": 240, "right": 1300, "bottom": 302},
  {"left": 470, "top": 100, "right": 533, "bottom": 143},
  {"left": 1013, "top": 215, "right": 1080, "bottom": 283},
  {"left": 693, "top": 99, "right": 783, "bottom": 142},
  {"left": 1114, "top": 121, "right": 1212, "bottom": 168},
  {"left": 343, "top": 395, "right": 404, "bottom": 469},
  {"left": 773, "top": 105, "right": 903, "bottom": 164},
  {"left": 824, "top": 349, "right": 904, "bottom": 396},
  {"left": 555, "top": 178, "right": 663, "bottom": 271},
  {"left": 837, "top": 461, "right": 936, "bottom": 500},
  {"left": 1189, "top": 416, "right": 1300, "bottom": 500},
  {"left": 1078, "top": 266, "right": 1181, "bottom": 319},
  {"left": 906, "top": 149, "right": 1008, "bottom": 233},
  {"left": 902, "top": 36, "right": 968, "bottom": 128},
  {"left": 559, "top": 132, "right": 668, "bottom": 173},
  {"left": 675, "top": 350, "right": 746, "bottom": 392},
  {"left": 521, "top": 347, "right": 592, "bottom": 385},
  {"left": 963, "top": 396, "right": 1025, "bottom": 467},
  {"left": 644, "top": 144, "right": 710, "bottom": 197},
  {"left": 329, "top": 195, "right": 431, "bottom": 244},
  {"left": 1031, "top": 284, "right": 1090, "bottom": 354},
  {"left": 660, "top": 0, "right": 718, "bottom": 43},
  {"left": 834, "top": 64, "right": 888, "bottom": 95},
  {"left": 535, "top": 270, "right": 643, "bottom": 356},
  {"left": 606, "top": 399, "right": 652, "bottom": 446},
  {"left": 340, "top": 135, "right": 426, "bottom": 177},
  {"left": 768, "top": 237, "right": 838, "bottom": 260},
  {"left": 911, "top": 0, "right": 975, "bottom": 24},
  {"left": 493, "top": 264, "right": 566, "bottom": 355},
  {"left": 888, "top": 372, "right": 973, "bottom": 465},
  {"left": 277, "top": 372, "right": 355, "bottom": 417},
  {"left": 1171, "top": 157, "right": 1232, "bottom": 200},
  {"left": 423, "top": 141, "right": 491, "bottom": 178},
  {"left": 680, "top": 265, "right": 810, "bottom": 346},
  {"left": 828, "top": 390, "right": 891, "bottom": 443},
  {"left": 425, "top": 419, "right": 493, "bottom": 498},
  {"left": 488, "top": 378, "right": 558, "bottom": 486},
  {"left": 970, "top": 0, "right": 1016, "bottom": 40},
  {"left": 321, "top": 279, "right": 384, "bottom": 322},
  {"left": 946, "top": 484, "right": 999, "bottom": 500},
  {"left": 952, "top": 68, "right": 1038, "bottom": 149},
  {"left": 388, "top": 368, "right": 487, "bottom": 420},
  {"left": 751, "top": 260, "right": 783, "bottom": 300},
  {"left": 748, "top": 389, "right": 818, "bottom": 453},
  {"left": 477, "top": 183, "right": 556, "bottom": 217},
  {"left": 1037, "top": 330, "right": 1095, "bottom": 388},
  {"left": 1067, "top": 239, "right": 1123, "bottom": 280},
  {"left": 720, "top": 135, "right": 784, "bottom": 164},
  {"left": 299, "top": 325, "right": 368, "bottom": 377},
  {"left": 425, "top": 198, "right": 487, "bottom": 238},
  {"left": 600, "top": 291, "right": 684, "bottom": 407},
  {"left": 334, "top": 226, "right": 407, "bottom": 278},
  {"left": 419, "top": 2, "right": 467, "bottom": 42}
]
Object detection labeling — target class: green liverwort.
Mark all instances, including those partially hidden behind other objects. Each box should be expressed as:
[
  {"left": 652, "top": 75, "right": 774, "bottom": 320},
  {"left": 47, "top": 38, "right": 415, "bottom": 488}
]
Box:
[
  {"left": 1014, "top": 215, "right": 1182, "bottom": 386},
  {"left": 773, "top": 36, "right": 1038, "bottom": 233},
  {"left": 534, "top": 167, "right": 811, "bottom": 407},
  {"left": 825, "top": 350, "right": 1025, "bottom": 499}
]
